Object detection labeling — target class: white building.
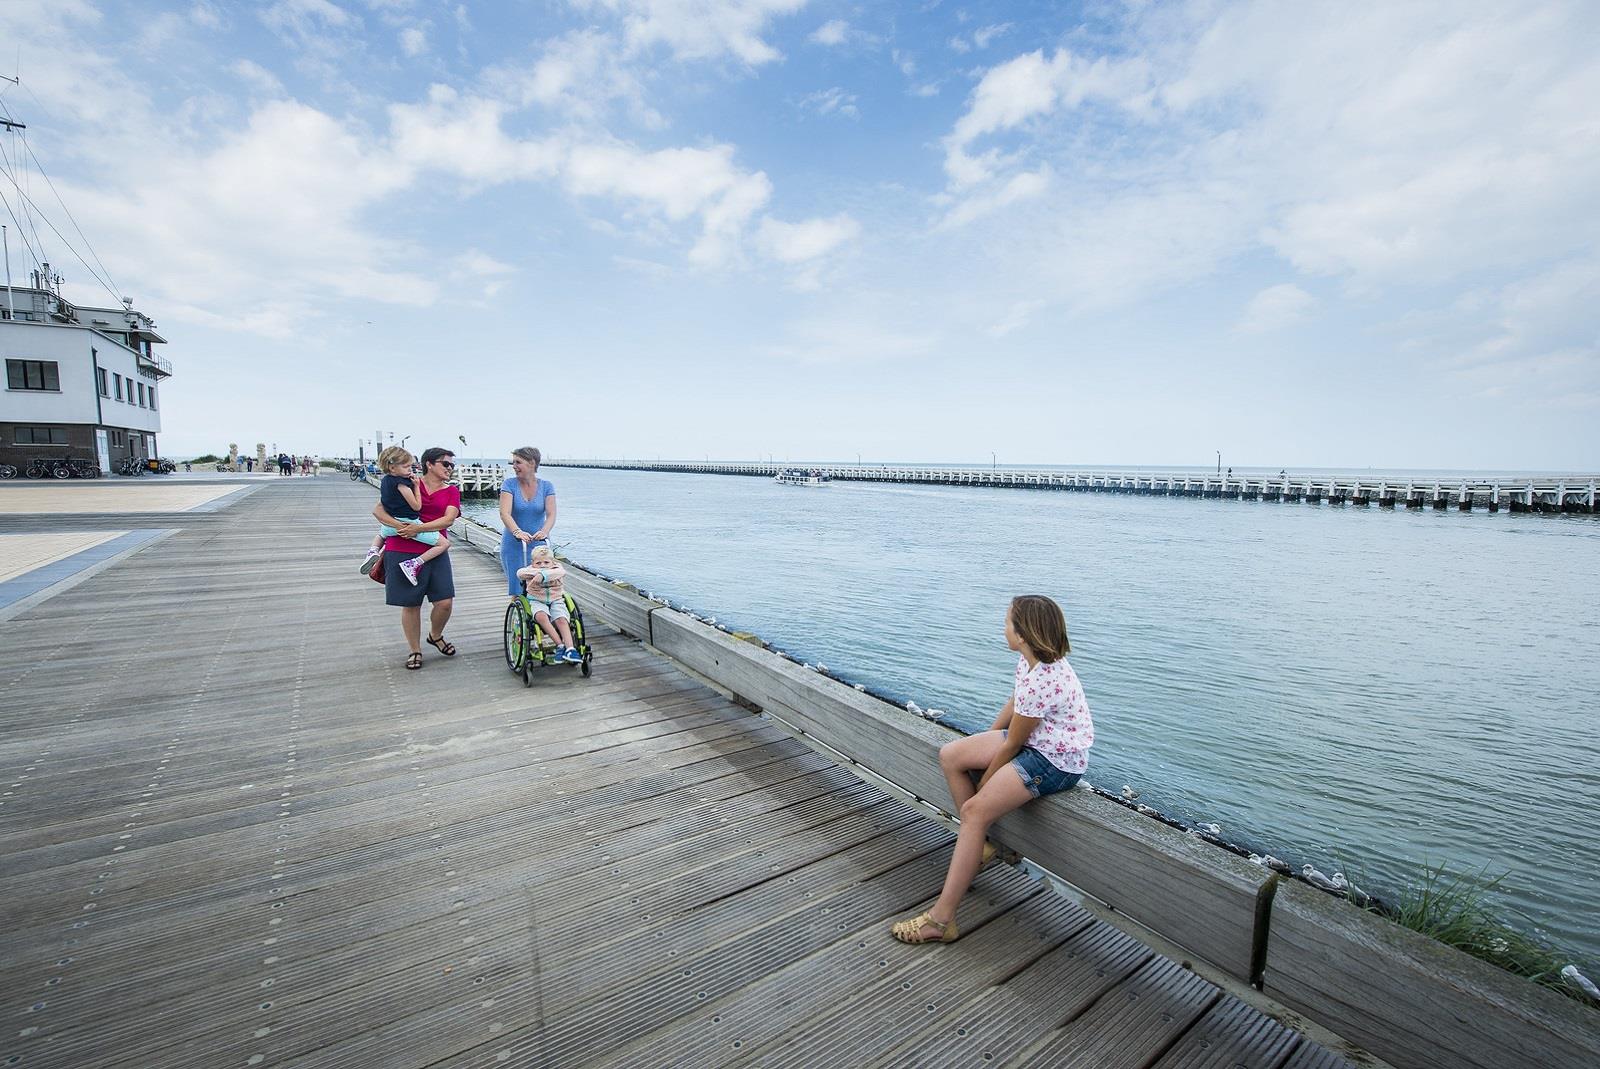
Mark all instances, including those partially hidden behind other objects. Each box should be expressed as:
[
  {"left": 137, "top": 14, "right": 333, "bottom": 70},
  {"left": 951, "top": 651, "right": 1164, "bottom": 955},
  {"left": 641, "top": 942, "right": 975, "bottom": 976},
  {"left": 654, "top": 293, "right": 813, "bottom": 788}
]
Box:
[{"left": 1, "top": 270, "right": 171, "bottom": 473}]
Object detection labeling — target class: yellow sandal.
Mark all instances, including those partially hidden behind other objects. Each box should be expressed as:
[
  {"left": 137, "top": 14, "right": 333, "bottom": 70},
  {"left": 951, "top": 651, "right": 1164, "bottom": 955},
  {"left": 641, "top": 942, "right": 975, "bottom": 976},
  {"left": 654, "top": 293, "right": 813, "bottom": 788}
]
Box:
[{"left": 891, "top": 911, "right": 959, "bottom": 944}]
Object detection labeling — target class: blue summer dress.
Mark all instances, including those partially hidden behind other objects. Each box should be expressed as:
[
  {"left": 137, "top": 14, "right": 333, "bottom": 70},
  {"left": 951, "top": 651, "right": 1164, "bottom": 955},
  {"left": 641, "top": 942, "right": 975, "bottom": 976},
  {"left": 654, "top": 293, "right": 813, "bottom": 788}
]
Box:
[{"left": 499, "top": 476, "right": 555, "bottom": 595}]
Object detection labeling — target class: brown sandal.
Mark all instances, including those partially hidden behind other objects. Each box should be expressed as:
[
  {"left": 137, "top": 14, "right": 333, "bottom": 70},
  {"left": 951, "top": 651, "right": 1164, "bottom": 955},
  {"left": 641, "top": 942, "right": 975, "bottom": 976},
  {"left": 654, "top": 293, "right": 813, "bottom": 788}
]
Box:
[
  {"left": 405, "top": 652, "right": 423, "bottom": 670},
  {"left": 891, "top": 911, "right": 959, "bottom": 944},
  {"left": 426, "top": 633, "right": 456, "bottom": 657}
]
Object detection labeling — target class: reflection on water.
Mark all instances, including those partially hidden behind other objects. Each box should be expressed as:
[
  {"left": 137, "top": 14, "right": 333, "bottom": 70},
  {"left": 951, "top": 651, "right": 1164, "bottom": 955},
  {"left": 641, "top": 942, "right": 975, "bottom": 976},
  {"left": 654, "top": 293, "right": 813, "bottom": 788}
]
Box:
[{"left": 466, "top": 467, "right": 1600, "bottom": 966}]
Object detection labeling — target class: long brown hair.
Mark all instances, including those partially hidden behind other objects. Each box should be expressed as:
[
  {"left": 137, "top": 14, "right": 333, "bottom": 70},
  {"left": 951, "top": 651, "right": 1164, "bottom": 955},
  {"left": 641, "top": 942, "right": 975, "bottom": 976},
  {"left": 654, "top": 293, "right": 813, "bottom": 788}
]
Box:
[{"left": 1010, "top": 595, "right": 1070, "bottom": 663}]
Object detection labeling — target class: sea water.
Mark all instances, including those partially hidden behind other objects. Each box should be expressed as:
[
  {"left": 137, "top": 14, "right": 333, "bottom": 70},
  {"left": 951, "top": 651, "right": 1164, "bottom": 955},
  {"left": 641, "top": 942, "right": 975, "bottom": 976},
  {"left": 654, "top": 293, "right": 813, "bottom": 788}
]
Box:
[{"left": 465, "top": 466, "right": 1600, "bottom": 967}]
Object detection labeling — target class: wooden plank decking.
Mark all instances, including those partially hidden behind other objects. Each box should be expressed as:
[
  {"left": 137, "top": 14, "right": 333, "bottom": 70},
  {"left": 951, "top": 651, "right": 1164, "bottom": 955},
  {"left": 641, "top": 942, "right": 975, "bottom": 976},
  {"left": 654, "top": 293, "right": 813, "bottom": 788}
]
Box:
[{"left": 0, "top": 477, "right": 1360, "bottom": 1068}]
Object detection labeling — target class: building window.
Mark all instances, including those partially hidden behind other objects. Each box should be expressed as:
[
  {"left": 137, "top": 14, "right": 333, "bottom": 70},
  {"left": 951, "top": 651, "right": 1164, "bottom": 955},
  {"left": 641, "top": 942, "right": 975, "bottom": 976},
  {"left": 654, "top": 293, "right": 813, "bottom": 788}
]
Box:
[
  {"left": 149, "top": 386, "right": 157, "bottom": 410},
  {"left": 13, "top": 426, "right": 69, "bottom": 445},
  {"left": 114, "top": 373, "right": 123, "bottom": 400},
  {"left": 111, "top": 430, "right": 123, "bottom": 447},
  {"left": 6, "top": 359, "right": 61, "bottom": 391},
  {"left": 137, "top": 382, "right": 147, "bottom": 407},
  {"left": 98, "top": 367, "right": 110, "bottom": 397}
]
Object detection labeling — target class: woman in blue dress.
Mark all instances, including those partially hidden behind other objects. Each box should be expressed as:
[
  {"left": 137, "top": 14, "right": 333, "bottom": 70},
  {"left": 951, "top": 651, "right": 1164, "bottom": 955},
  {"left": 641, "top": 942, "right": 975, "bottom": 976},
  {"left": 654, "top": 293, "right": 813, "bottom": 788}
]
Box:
[{"left": 498, "top": 446, "right": 558, "bottom": 598}]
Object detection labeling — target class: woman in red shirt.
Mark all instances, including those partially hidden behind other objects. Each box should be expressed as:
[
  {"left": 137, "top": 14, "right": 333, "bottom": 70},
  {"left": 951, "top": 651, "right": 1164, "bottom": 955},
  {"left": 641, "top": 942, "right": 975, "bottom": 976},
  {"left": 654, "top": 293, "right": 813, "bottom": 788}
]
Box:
[{"left": 372, "top": 447, "right": 461, "bottom": 669}]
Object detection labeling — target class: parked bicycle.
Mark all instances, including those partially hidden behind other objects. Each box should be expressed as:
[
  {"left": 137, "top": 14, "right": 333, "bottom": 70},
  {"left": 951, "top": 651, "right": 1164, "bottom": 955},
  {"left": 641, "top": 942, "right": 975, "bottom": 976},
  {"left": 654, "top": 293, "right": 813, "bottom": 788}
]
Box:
[
  {"left": 0, "top": 463, "right": 17, "bottom": 479},
  {"left": 66, "top": 456, "right": 102, "bottom": 478},
  {"left": 27, "top": 456, "right": 74, "bottom": 479},
  {"left": 114, "top": 457, "right": 147, "bottom": 477}
]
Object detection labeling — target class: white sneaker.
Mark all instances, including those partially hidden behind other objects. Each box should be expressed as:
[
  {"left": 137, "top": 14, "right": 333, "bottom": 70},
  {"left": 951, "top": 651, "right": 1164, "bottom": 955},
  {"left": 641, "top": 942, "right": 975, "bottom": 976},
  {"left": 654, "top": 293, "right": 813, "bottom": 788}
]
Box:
[
  {"left": 359, "top": 548, "right": 381, "bottom": 575},
  {"left": 399, "top": 557, "right": 423, "bottom": 585}
]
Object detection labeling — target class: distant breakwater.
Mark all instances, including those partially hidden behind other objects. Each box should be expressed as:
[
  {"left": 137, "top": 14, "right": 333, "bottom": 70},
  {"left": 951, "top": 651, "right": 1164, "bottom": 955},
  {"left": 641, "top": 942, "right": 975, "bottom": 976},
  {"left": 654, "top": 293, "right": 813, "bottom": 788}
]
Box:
[{"left": 540, "top": 459, "right": 1600, "bottom": 514}]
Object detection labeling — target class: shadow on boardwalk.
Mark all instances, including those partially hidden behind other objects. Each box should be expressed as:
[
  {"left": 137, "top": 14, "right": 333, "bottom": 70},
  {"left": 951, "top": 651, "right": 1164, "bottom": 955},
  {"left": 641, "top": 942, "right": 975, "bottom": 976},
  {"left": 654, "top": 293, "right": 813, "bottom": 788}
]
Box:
[{"left": 0, "top": 477, "right": 1358, "bottom": 1068}]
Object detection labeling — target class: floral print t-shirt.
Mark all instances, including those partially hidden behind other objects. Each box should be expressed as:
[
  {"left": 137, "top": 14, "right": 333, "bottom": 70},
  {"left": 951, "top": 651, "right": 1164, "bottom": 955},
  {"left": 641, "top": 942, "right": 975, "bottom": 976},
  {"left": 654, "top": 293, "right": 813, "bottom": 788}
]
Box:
[{"left": 1013, "top": 655, "right": 1094, "bottom": 774}]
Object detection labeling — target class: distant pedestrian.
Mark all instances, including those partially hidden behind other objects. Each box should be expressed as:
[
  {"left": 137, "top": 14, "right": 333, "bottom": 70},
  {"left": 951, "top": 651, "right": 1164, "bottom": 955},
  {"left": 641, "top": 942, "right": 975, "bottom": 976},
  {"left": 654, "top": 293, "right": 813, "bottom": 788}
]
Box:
[
  {"left": 891, "top": 595, "right": 1093, "bottom": 944},
  {"left": 245, "top": 457, "right": 254, "bottom": 472},
  {"left": 278, "top": 453, "right": 291, "bottom": 476}
]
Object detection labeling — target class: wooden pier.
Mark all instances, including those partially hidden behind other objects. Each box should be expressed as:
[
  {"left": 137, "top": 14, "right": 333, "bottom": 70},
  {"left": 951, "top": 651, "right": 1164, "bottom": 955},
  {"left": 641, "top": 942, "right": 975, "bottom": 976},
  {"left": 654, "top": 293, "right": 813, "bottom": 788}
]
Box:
[
  {"left": 535, "top": 459, "right": 1600, "bottom": 514},
  {"left": 0, "top": 476, "right": 1374, "bottom": 1068}
]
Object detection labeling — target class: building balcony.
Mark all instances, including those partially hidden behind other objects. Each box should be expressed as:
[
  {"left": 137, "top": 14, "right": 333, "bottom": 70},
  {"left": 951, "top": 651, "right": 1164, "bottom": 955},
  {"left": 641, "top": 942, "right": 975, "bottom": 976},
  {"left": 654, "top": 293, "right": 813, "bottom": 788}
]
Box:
[{"left": 138, "top": 351, "right": 173, "bottom": 378}]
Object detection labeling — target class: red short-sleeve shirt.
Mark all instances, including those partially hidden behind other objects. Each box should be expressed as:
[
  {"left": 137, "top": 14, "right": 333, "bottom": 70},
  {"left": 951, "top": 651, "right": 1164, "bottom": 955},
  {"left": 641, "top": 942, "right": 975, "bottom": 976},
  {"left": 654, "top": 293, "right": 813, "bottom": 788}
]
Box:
[{"left": 385, "top": 481, "right": 462, "bottom": 554}]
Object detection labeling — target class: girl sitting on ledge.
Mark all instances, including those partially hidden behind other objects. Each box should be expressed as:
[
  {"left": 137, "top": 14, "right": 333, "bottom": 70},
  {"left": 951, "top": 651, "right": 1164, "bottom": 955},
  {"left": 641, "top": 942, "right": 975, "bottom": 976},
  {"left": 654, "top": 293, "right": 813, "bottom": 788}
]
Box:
[{"left": 892, "top": 594, "right": 1094, "bottom": 944}]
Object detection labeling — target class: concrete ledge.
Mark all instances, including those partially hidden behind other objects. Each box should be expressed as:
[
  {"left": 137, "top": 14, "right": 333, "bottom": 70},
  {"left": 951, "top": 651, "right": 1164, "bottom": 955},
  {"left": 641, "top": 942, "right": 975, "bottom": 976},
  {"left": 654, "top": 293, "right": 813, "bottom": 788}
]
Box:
[
  {"left": 562, "top": 569, "right": 659, "bottom": 642},
  {"left": 1268, "top": 880, "right": 1600, "bottom": 1069}
]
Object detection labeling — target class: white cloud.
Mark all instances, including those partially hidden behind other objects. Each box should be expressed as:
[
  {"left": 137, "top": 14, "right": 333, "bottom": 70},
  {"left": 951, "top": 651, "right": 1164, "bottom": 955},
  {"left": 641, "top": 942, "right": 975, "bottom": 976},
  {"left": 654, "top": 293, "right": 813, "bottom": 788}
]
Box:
[
  {"left": 262, "top": 0, "right": 354, "bottom": 38},
  {"left": 934, "top": 0, "right": 1600, "bottom": 387},
  {"left": 63, "top": 99, "right": 431, "bottom": 330},
  {"left": 190, "top": 2, "right": 223, "bottom": 29},
  {"left": 1235, "top": 283, "right": 1316, "bottom": 334},
  {"left": 448, "top": 249, "right": 516, "bottom": 298},
  {"left": 399, "top": 26, "right": 427, "bottom": 56},
  {"left": 388, "top": 85, "right": 562, "bottom": 183},
  {"left": 232, "top": 59, "right": 285, "bottom": 95},
  {"left": 798, "top": 87, "right": 859, "bottom": 119},
  {"left": 756, "top": 214, "right": 860, "bottom": 263},
  {"left": 949, "top": 23, "right": 1012, "bottom": 54},
  {"left": 810, "top": 19, "right": 848, "bottom": 46},
  {"left": 944, "top": 47, "right": 1148, "bottom": 187},
  {"left": 973, "top": 23, "right": 1012, "bottom": 49},
  {"left": 580, "top": 0, "right": 808, "bottom": 65},
  {"left": 508, "top": 29, "right": 662, "bottom": 127},
  {"left": 390, "top": 87, "right": 784, "bottom": 268},
  {"left": 941, "top": 167, "right": 1049, "bottom": 227}
]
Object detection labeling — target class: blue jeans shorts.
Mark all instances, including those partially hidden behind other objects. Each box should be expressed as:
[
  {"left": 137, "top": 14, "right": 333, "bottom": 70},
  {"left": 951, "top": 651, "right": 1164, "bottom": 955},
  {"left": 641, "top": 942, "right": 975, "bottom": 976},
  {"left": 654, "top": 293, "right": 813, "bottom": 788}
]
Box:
[{"left": 1010, "top": 745, "right": 1082, "bottom": 799}]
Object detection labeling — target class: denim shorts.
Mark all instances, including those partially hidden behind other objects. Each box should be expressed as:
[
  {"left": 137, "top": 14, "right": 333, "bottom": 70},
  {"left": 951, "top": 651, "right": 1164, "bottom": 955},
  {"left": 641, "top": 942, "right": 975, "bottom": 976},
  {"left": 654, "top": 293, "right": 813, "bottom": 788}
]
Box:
[{"left": 1011, "top": 745, "right": 1083, "bottom": 799}]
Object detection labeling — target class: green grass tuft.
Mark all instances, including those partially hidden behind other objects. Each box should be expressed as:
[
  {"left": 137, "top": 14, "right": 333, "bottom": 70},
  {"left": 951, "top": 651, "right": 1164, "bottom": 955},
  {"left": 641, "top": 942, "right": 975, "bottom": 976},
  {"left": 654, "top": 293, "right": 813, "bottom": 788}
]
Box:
[{"left": 1373, "top": 861, "right": 1574, "bottom": 995}]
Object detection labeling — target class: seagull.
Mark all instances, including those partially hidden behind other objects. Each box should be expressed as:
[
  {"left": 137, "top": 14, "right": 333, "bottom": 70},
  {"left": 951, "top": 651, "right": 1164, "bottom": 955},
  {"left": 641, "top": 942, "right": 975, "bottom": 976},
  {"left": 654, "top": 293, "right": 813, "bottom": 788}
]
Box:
[
  {"left": 1190, "top": 822, "right": 1221, "bottom": 837},
  {"left": 1562, "top": 965, "right": 1599, "bottom": 1003},
  {"left": 905, "top": 700, "right": 924, "bottom": 716},
  {"left": 853, "top": 684, "right": 866, "bottom": 692},
  {"left": 1135, "top": 803, "right": 1159, "bottom": 816},
  {"left": 925, "top": 708, "right": 945, "bottom": 721},
  {"left": 1120, "top": 785, "right": 1139, "bottom": 801},
  {"left": 1301, "top": 865, "right": 1349, "bottom": 894}
]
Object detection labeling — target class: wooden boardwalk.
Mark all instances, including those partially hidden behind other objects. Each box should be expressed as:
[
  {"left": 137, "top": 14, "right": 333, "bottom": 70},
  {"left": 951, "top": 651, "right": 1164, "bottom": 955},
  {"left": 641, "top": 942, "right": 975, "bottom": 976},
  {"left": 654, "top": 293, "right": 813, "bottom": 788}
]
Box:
[{"left": 0, "top": 477, "right": 1360, "bottom": 1068}]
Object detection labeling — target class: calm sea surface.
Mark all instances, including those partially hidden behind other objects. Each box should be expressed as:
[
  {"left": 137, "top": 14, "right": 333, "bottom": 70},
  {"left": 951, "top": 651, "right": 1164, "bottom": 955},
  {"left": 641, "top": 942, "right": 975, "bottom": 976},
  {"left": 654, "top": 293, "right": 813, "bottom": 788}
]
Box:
[{"left": 465, "top": 466, "right": 1600, "bottom": 966}]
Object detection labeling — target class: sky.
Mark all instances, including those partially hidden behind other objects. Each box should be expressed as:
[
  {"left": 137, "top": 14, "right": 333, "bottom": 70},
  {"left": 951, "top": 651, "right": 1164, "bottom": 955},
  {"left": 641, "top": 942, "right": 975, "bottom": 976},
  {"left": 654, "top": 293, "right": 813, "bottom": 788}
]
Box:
[{"left": 1, "top": 0, "right": 1597, "bottom": 469}]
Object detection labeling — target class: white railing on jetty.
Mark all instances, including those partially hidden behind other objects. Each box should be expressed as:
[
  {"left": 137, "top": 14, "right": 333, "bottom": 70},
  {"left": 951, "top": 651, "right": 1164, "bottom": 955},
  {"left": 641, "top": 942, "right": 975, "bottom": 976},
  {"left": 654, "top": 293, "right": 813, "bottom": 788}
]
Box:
[
  {"left": 363, "top": 465, "right": 507, "bottom": 498},
  {"left": 451, "top": 464, "right": 506, "bottom": 497},
  {"left": 544, "top": 459, "right": 1600, "bottom": 514}
]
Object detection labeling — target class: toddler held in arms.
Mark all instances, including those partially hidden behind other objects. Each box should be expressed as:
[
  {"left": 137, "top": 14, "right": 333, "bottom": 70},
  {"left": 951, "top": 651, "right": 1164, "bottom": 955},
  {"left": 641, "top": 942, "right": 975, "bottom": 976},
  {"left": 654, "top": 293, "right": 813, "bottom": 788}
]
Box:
[
  {"left": 361, "top": 446, "right": 450, "bottom": 585},
  {"left": 517, "top": 545, "right": 583, "bottom": 663}
]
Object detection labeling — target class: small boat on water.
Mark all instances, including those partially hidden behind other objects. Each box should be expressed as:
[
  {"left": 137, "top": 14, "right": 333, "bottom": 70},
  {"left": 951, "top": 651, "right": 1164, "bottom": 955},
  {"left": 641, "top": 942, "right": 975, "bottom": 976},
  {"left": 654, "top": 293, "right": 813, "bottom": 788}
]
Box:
[{"left": 774, "top": 468, "right": 832, "bottom": 487}]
